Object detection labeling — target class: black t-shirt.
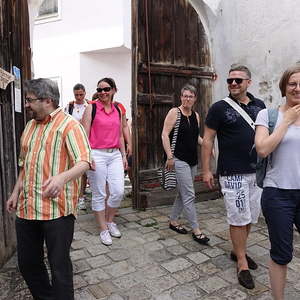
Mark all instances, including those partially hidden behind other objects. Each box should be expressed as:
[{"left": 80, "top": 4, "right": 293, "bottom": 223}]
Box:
[
  {"left": 205, "top": 93, "right": 265, "bottom": 176},
  {"left": 169, "top": 109, "right": 199, "bottom": 166}
]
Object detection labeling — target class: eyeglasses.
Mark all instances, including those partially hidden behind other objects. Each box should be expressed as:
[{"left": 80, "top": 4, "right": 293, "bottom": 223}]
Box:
[
  {"left": 226, "top": 78, "right": 249, "bottom": 84},
  {"left": 74, "top": 93, "right": 84, "bottom": 97},
  {"left": 25, "top": 97, "right": 40, "bottom": 103},
  {"left": 96, "top": 87, "right": 112, "bottom": 93},
  {"left": 287, "top": 82, "right": 300, "bottom": 89},
  {"left": 182, "top": 95, "right": 195, "bottom": 100}
]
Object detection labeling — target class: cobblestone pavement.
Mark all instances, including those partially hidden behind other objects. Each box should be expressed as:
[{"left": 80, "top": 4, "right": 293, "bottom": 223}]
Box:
[{"left": 2, "top": 198, "right": 300, "bottom": 299}]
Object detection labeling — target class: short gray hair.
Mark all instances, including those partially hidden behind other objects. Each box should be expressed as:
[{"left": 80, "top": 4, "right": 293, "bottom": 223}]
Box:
[
  {"left": 229, "top": 64, "right": 251, "bottom": 79},
  {"left": 181, "top": 84, "right": 197, "bottom": 96},
  {"left": 24, "top": 78, "right": 60, "bottom": 108}
]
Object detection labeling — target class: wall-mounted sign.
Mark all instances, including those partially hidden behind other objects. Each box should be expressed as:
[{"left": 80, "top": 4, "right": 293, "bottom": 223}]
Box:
[
  {"left": 0, "top": 67, "right": 15, "bottom": 89},
  {"left": 13, "top": 66, "right": 22, "bottom": 113}
]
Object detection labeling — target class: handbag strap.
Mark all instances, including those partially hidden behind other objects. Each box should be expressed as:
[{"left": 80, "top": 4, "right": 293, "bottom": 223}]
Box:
[
  {"left": 223, "top": 97, "right": 255, "bottom": 130},
  {"left": 170, "top": 108, "right": 181, "bottom": 154}
]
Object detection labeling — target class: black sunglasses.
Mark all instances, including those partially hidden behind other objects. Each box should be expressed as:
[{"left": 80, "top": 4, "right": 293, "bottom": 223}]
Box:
[
  {"left": 96, "top": 87, "right": 112, "bottom": 93},
  {"left": 226, "top": 78, "right": 249, "bottom": 84}
]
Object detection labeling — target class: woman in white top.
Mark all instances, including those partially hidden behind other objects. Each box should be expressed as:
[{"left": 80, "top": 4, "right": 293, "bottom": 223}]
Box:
[{"left": 255, "top": 63, "right": 300, "bottom": 300}]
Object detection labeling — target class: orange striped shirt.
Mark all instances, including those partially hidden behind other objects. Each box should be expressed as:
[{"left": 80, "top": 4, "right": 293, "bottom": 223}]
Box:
[{"left": 17, "top": 108, "right": 91, "bottom": 220}]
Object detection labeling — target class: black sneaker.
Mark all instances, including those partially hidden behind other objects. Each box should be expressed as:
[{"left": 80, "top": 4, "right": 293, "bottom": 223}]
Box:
[
  {"left": 237, "top": 270, "right": 255, "bottom": 289},
  {"left": 230, "top": 252, "right": 258, "bottom": 270}
]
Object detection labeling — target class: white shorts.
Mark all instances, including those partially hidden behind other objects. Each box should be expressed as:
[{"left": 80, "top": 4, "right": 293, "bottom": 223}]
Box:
[{"left": 219, "top": 174, "right": 262, "bottom": 226}]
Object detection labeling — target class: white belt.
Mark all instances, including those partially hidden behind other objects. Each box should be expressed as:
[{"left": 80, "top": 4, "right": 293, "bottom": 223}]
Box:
[{"left": 98, "top": 148, "right": 119, "bottom": 153}]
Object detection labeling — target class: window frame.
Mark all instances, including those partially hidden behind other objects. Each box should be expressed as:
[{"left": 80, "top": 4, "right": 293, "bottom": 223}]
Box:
[{"left": 35, "top": 0, "right": 61, "bottom": 24}]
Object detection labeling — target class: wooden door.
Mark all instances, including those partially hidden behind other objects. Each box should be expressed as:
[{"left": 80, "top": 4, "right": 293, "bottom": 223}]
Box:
[
  {"left": 0, "top": 0, "right": 31, "bottom": 267},
  {"left": 132, "top": 0, "right": 215, "bottom": 209}
]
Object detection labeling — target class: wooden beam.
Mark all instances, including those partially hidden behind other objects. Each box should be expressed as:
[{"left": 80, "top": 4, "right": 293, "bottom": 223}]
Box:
[
  {"left": 137, "top": 93, "right": 174, "bottom": 105},
  {"left": 139, "top": 63, "right": 215, "bottom": 79}
]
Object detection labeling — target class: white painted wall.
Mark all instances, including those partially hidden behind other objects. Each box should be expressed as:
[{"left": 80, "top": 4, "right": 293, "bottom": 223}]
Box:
[
  {"left": 80, "top": 48, "right": 132, "bottom": 116},
  {"left": 32, "top": 0, "right": 131, "bottom": 114},
  {"left": 31, "top": 0, "right": 300, "bottom": 113},
  {"left": 192, "top": 0, "right": 300, "bottom": 107}
]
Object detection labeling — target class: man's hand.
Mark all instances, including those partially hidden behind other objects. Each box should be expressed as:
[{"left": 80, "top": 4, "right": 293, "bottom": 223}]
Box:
[
  {"left": 7, "top": 194, "right": 18, "bottom": 213},
  {"left": 202, "top": 171, "right": 215, "bottom": 190},
  {"left": 42, "top": 174, "right": 65, "bottom": 198}
]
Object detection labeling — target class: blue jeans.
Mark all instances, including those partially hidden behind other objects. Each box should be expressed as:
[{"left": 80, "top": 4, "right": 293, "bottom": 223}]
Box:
[
  {"left": 261, "top": 187, "right": 300, "bottom": 265},
  {"left": 15, "top": 215, "right": 75, "bottom": 300},
  {"left": 170, "top": 158, "right": 199, "bottom": 229}
]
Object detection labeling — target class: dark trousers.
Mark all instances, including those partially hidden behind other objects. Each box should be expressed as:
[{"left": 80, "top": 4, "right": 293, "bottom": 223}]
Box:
[
  {"left": 261, "top": 187, "right": 300, "bottom": 265},
  {"left": 15, "top": 215, "right": 75, "bottom": 300}
]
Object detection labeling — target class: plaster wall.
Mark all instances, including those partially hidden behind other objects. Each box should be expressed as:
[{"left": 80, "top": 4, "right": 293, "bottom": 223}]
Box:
[
  {"left": 32, "top": 0, "right": 131, "bottom": 109},
  {"left": 80, "top": 50, "right": 132, "bottom": 116},
  {"left": 192, "top": 0, "right": 300, "bottom": 107}
]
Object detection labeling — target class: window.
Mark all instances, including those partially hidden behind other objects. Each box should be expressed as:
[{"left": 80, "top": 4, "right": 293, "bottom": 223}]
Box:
[{"left": 35, "top": 0, "right": 61, "bottom": 23}]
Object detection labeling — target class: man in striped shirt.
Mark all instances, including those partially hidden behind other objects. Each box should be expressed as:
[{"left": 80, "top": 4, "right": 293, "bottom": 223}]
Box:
[{"left": 6, "top": 78, "right": 91, "bottom": 300}]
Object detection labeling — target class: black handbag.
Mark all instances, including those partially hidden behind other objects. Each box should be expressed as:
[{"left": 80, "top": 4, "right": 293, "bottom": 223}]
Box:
[{"left": 157, "top": 108, "right": 181, "bottom": 191}]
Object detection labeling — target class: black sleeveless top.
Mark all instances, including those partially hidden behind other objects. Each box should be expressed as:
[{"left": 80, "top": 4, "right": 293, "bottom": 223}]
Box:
[{"left": 169, "top": 108, "right": 199, "bottom": 166}]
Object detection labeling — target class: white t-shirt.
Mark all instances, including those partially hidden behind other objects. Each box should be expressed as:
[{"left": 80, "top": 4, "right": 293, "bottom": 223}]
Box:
[
  {"left": 64, "top": 100, "right": 89, "bottom": 122},
  {"left": 255, "top": 108, "right": 300, "bottom": 189}
]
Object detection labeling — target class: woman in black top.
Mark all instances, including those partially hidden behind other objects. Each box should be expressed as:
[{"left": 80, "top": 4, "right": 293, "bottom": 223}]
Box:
[{"left": 161, "top": 84, "right": 209, "bottom": 244}]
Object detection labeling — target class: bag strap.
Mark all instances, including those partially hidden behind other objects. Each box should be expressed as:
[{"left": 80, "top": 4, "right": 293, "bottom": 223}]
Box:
[
  {"left": 223, "top": 97, "right": 255, "bottom": 130},
  {"left": 267, "top": 108, "right": 279, "bottom": 167},
  {"left": 267, "top": 108, "right": 279, "bottom": 134},
  {"left": 91, "top": 103, "right": 97, "bottom": 125},
  {"left": 170, "top": 108, "right": 181, "bottom": 154}
]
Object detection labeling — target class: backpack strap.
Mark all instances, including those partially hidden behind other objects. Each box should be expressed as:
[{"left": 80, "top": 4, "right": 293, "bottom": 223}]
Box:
[
  {"left": 267, "top": 108, "right": 279, "bottom": 167},
  {"left": 113, "top": 102, "right": 121, "bottom": 120},
  {"left": 267, "top": 108, "right": 279, "bottom": 134},
  {"left": 68, "top": 101, "right": 74, "bottom": 115},
  {"left": 90, "top": 102, "right": 121, "bottom": 126},
  {"left": 91, "top": 103, "right": 97, "bottom": 125}
]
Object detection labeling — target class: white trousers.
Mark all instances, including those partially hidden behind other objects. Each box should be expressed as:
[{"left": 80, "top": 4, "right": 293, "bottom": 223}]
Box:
[{"left": 88, "top": 149, "right": 124, "bottom": 211}]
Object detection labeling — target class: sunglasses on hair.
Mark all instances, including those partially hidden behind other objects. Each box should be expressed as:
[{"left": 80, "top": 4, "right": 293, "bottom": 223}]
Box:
[
  {"left": 226, "top": 78, "right": 249, "bottom": 84},
  {"left": 96, "top": 87, "right": 112, "bottom": 93}
]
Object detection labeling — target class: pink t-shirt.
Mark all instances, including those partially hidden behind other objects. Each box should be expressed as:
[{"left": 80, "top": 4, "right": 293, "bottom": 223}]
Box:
[{"left": 89, "top": 102, "right": 120, "bottom": 149}]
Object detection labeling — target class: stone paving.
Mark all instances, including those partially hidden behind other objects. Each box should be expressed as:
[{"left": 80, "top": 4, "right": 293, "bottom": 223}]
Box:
[{"left": 1, "top": 198, "right": 300, "bottom": 299}]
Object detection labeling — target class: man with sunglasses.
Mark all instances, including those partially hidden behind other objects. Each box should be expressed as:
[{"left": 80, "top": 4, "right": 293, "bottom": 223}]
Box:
[
  {"left": 6, "top": 78, "right": 91, "bottom": 300},
  {"left": 201, "top": 64, "right": 265, "bottom": 289}
]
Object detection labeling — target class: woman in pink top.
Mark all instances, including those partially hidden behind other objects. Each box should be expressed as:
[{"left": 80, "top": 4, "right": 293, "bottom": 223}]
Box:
[{"left": 82, "top": 78, "right": 127, "bottom": 246}]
